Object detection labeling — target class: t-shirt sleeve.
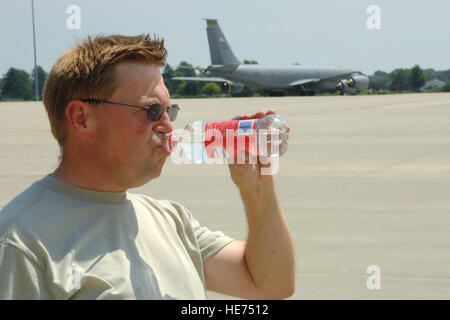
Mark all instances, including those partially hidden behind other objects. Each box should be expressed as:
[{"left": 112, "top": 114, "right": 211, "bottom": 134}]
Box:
[
  {"left": 190, "top": 215, "right": 234, "bottom": 262},
  {"left": 166, "top": 200, "right": 234, "bottom": 262},
  {"left": 0, "top": 242, "right": 53, "bottom": 299}
]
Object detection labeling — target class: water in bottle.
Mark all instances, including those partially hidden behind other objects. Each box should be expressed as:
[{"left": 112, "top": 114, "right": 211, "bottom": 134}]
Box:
[{"left": 163, "top": 114, "right": 289, "bottom": 164}]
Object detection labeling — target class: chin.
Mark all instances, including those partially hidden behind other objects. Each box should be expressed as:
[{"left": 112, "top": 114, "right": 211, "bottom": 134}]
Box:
[
  {"left": 128, "top": 153, "right": 167, "bottom": 187},
  {"left": 140, "top": 164, "right": 165, "bottom": 186},
  {"left": 128, "top": 174, "right": 158, "bottom": 189}
]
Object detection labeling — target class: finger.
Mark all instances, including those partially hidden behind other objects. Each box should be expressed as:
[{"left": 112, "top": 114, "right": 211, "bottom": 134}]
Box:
[
  {"left": 258, "top": 155, "right": 272, "bottom": 168},
  {"left": 241, "top": 111, "right": 266, "bottom": 120},
  {"left": 233, "top": 109, "right": 278, "bottom": 121},
  {"left": 252, "top": 109, "right": 277, "bottom": 119},
  {"left": 233, "top": 114, "right": 252, "bottom": 120},
  {"left": 252, "top": 111, "right": 266, "bottom": 119},
  {"left": 229, "top": 150, "right": 258, "bottom": 166},
  {"left": 231, "top": 114, "right": 244, "bottom": 120}
]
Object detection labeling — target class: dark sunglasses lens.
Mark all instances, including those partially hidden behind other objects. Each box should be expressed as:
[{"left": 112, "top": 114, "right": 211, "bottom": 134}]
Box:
[
  {"left": 147, "top": 104, "right": 164, "bottom": 121},
  {"left": 168, "top": 105, "right": 179, "bottom": 121}
]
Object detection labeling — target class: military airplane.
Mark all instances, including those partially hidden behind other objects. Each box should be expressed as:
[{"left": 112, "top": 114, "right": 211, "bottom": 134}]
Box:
[{"left": 172, "top": 19, "right": 369, "bottom": 96}]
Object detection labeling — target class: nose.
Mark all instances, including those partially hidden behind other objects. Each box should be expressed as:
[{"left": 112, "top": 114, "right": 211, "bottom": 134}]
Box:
[{"left": 152, "top": 109, "right": 173, "bottom": 134}]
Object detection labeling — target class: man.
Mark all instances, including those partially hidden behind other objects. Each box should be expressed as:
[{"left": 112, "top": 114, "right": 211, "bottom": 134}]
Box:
[{"left": 0, "top": 34, "right": 295, "bottom": 299}]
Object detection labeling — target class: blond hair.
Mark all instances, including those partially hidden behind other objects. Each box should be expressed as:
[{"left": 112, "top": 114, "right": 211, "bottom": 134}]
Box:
[{"left": 43, "top": 34, "right": 167, "bottom": 149}]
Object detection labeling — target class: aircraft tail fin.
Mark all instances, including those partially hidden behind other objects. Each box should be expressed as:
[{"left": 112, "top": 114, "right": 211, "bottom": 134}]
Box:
[{"left": 204, "top": 19, "right": 241, "bottom": 65}]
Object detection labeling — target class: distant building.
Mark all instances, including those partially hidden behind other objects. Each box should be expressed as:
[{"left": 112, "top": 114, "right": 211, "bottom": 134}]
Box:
[{"left": 420, "top": 79, "right": 445, "bottom": 91}]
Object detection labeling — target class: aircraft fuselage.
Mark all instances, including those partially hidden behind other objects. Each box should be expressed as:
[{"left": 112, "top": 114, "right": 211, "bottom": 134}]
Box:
[{"left": 210, "top": 64, "right": 358, "bottom": 90}]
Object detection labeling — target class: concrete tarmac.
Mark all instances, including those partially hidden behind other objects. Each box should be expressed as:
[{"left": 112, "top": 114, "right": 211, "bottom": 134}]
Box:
[{"left": 1, "top": 93, "right": 449, "bottom": 299}]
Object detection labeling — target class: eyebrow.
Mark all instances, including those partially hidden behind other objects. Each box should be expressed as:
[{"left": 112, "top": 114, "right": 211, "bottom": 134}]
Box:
[
  {"left": 143, "top": 97, "right": 171, "bottom": 108},
  {"left": 146, "top": 97, "right": 160, "bottom": 105}
]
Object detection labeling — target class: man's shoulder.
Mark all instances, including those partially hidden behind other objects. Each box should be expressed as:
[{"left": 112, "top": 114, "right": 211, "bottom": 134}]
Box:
[
  {"left": 0, "top": 174, "right": 73, "bottom": 245},
  {"left": 0, "top": 180, "right": 47, "bottom": 265},
  {"left": 0, "top": 180, "right": 44, "bottom": 235}
]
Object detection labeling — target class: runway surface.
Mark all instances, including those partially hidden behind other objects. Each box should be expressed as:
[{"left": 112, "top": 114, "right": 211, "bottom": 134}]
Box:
[{"left": 1, "top": 93, "right": 449, "bottom": 299}]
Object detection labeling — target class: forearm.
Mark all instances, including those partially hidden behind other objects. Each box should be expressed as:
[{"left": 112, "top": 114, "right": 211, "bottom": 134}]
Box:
[{"left": 239, "top": 177, "right": 296, "bottom": 299}]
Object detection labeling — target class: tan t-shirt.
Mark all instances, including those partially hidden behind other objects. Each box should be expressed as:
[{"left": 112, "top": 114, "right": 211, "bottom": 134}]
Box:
[{"left": 0, "top": 174, "right": 233, "bottom": 299}]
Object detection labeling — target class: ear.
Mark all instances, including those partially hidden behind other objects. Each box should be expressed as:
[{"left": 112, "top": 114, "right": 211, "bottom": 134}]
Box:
[{"left": 64, "top": 99, "right": 95, "bottom": 141}]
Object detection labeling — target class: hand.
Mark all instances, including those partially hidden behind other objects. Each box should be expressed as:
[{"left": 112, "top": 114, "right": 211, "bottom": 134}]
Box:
[{"left": 226, "top": 109, "right": 289, "bottom": 191}]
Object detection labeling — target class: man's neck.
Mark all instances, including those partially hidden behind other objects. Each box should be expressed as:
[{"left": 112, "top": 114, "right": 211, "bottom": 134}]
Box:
[{"left": 52, "top": 158, "right": 127, "bottom": 193}]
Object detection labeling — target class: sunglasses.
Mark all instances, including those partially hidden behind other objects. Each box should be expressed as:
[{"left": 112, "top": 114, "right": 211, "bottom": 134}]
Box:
[{"left": 79, "top": 98, "right": 179, "bottom": 121}]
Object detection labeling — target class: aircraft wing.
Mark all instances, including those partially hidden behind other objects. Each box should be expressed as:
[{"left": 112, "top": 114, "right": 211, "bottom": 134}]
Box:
[
  {"left": 289, "top": 79, "right": 321, "bottom": 87},
  {"left": 288, "top": 72, "right": 361, "bottom": 89},
  {"left": 318, "top": 72, "right": 359, "bottom": 83},
  {"left": 172, "top": 77, "right": 230, "bottom": 82}
]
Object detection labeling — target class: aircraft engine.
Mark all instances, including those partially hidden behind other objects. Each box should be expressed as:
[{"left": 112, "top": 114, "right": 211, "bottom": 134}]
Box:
[
  {"left": 223, "top": 81, "right": 245, "bottom": 94},
  {"left": 335, "top": 80, "right": 348, "bottom": 91},
  {"left": 336, "top": 80, "right": 357, "bottom": 94},
  {"left": 346, "top": 75, "right": 369, "bottom": 90}
]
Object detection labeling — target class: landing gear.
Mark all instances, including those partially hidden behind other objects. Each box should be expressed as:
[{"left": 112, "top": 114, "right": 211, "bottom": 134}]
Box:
[
  {"left": 264, "top": 90, "right": 284, "bottom": 97},
  {"left": 264, "top": 89, "right": 316, "bottom": 96},
  {"left": 299, "top": 90, "right": 315, "bottom": 96}
]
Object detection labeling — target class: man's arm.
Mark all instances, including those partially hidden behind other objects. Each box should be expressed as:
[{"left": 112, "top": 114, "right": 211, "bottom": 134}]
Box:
[
  {"left": 0, "top": 242, "right": 55, "bottom": 299},
  {"left": 204, "top": 178, "right": 295, "bottom": 299},
  {"left": 204, "top": 110, "right": 295, "bottom": 300}
]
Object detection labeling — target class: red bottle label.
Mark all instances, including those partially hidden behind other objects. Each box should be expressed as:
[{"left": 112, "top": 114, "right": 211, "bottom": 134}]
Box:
[{"left": 204, "top": 120, "right": 257, "bottom": 159}]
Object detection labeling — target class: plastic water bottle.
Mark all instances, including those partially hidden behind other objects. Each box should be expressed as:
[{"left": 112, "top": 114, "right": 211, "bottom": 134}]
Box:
[{"left": 163, "top": 114, "right": 289, "bottom": 164}]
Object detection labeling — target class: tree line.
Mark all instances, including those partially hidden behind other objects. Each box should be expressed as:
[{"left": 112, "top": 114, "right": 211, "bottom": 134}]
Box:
[
  {"left": 1, "top": 62, "right": 450, "bottom": 101},
  {"left": 0, "top": 66, "right": 47, "bottom": 101},
  {"left": 369, "top": 66, "right": 450, "bottom": 92}
]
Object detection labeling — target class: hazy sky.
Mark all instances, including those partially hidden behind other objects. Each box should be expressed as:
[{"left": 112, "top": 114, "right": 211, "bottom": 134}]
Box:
[{"left": 1, "top": 0, "right": 449, "bottom": 77}]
